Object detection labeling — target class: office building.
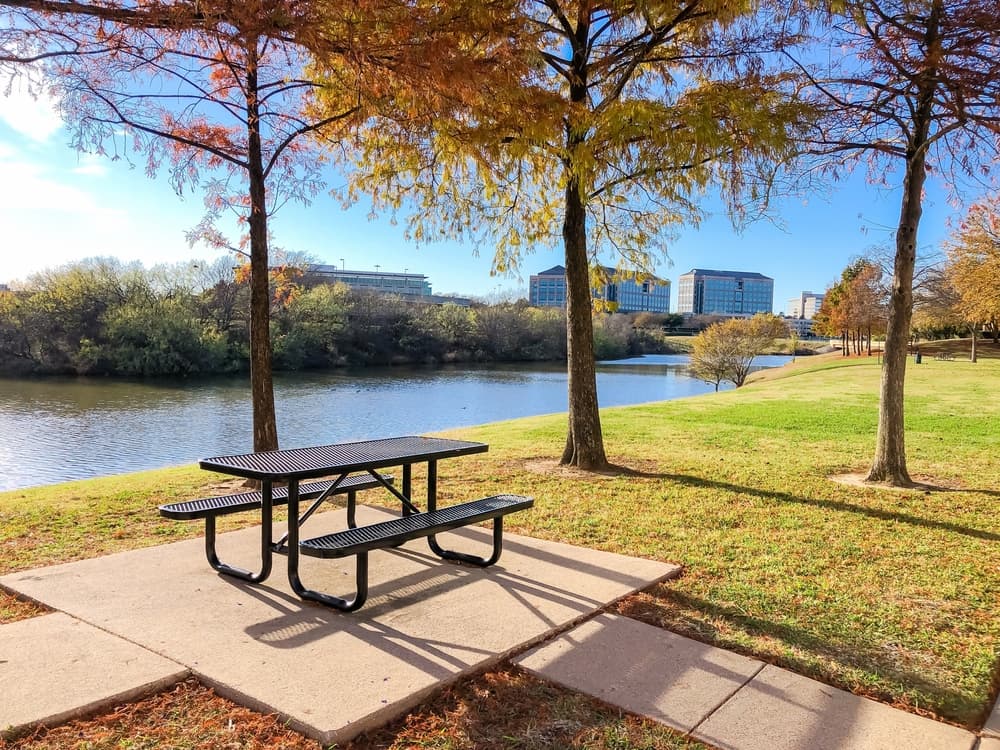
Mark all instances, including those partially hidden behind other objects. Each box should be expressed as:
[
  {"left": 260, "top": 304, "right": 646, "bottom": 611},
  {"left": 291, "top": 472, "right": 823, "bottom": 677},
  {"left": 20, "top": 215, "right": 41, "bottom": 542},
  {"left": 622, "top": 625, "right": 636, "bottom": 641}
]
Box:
[
  {"left": 301, "top": 265, "right": 473, "bottom": 306},
  {"left": 784, "top": 317, "right": 815, "bottom": 337},
  {"left": 786, "top": 291, "right": 825, "bottom": 320},
  {"left": 676, "top": 269, "right": 773, "bottom": 316},
  {"left": 303, "top": 265, "right": 432, "bottom": 297},
  {"left": 529, "top": 265, "right": 670, "bottom": 313}
]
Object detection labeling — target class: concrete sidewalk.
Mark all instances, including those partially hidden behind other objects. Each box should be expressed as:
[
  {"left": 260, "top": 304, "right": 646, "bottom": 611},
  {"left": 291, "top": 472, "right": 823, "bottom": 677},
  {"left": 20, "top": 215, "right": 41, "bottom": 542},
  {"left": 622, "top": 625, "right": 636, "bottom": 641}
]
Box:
[
  {"left": 516, "top": 613, "right": 981, "bottom": 750},
  {"left": 1, "top": 506, "right": 677, "bottom": 745},
  {"left": 3, "top": 509, "right": 996, "bottom": 749}
]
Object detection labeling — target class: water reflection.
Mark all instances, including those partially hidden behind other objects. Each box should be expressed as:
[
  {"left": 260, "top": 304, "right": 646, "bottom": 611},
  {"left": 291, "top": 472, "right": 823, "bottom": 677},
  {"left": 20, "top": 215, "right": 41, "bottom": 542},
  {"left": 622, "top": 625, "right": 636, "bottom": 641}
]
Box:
[{"left": 0, "top": 355, "right": 789, "bottom": 490}]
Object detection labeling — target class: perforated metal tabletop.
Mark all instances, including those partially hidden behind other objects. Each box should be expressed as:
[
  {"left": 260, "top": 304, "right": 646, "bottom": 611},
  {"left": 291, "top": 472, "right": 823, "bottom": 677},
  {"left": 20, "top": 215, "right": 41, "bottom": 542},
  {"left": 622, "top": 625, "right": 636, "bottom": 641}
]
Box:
[{"left": 199, "top": 436, "right": 488, "bottom": 481}]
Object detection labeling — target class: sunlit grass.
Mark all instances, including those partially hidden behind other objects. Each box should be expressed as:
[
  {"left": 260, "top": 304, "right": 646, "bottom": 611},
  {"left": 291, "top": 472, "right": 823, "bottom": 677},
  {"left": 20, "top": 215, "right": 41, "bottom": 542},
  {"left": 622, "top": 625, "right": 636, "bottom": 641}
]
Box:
[{"left": 1, "top": 351, "right": 998, "bottom": 729}]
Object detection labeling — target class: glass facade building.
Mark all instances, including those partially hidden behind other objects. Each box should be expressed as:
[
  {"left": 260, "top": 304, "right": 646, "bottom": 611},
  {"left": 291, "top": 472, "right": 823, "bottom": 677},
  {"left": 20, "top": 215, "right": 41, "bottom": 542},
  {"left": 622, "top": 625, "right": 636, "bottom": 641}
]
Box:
[
  {"left": 529, "top": 265, "right": 670, "bottom": 313},
  {"left": 676, "top": 269, "right": 774, "bottom": 316}
]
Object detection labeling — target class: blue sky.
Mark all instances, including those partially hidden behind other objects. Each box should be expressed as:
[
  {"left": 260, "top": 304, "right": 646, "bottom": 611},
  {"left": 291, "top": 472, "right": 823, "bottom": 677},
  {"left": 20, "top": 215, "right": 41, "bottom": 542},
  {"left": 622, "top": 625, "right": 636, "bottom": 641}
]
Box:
[{"left": 0, "top": 85, "right": 958, "bottom": 312}]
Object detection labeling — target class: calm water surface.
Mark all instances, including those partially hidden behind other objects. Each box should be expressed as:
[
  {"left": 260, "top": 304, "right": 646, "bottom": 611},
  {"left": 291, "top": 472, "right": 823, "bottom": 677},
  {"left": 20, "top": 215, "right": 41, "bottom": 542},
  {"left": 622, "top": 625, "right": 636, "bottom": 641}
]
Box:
[{"left": 0, "top": 354, "right": 790, "bottom": 490}]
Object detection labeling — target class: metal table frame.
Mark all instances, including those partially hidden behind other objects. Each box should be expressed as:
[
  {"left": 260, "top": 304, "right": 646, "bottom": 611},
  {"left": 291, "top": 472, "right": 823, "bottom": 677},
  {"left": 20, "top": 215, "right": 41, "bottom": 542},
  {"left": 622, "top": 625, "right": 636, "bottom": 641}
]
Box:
[{"left": 198, "top": 435, "right": 489, "bottom": 606}]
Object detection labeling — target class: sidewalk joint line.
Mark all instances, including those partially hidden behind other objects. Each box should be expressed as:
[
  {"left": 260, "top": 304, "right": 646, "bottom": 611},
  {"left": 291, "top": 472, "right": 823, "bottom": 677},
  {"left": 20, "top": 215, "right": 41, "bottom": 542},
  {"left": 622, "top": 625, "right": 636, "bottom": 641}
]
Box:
[{"left": 687, "top": 660, "right": 767, "bottom": 737}]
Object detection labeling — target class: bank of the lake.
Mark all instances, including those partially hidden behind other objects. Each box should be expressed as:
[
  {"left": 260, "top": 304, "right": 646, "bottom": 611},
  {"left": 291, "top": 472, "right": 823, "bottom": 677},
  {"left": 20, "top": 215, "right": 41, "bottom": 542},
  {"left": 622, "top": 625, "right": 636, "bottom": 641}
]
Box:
[
  {"left": 1, "top": 354, "right": 998, "bottom": 731},
  {"left": 0, "top": 355, "right": 791, "bottom": 490}
]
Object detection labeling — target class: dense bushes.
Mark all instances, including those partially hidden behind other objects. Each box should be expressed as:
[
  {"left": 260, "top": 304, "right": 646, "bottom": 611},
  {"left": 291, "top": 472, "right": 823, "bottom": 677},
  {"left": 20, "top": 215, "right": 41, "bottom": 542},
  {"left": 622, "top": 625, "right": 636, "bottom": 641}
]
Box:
[{"left": 0, "top": 258, "right": 679, "bottom": 377}]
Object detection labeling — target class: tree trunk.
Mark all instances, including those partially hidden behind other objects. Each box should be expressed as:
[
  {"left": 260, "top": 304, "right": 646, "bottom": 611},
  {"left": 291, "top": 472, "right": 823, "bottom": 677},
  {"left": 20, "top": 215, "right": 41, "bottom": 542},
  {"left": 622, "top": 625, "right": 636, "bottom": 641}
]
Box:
[
  {"left": 246, "top": 40, "right": 279, "bottom": 452},
  {"left": 560, "top": 169, "right": 608, "bottom": 469},
  {"left": 866, "top": 156, "right": 924, "bottom": 484},
  {"left": 971, "top": 325, "right": 978, "bottom": 363}
]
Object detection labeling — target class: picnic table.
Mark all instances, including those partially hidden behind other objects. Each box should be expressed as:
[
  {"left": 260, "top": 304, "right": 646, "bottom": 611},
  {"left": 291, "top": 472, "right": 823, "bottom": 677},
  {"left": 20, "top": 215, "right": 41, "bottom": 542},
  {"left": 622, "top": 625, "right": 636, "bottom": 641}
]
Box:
[{"left": 159, "top": 436, "right": 533, "bottom": 611}]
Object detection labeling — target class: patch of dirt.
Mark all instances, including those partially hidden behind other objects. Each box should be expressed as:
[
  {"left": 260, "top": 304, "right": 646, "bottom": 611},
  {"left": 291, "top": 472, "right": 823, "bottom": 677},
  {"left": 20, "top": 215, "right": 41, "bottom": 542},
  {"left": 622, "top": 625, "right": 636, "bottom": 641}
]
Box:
[
  {"left": 829, "top": 472, "right": 963, "bottom": 492},
  {"left": 0, "top": 678, "right": 321, "bottom": 749},
  {"left": 521, "top": 458, "right": 664, "bottom": 479},
  {"left": 0, "top": 588, "right": 49, "bottom": 625}
]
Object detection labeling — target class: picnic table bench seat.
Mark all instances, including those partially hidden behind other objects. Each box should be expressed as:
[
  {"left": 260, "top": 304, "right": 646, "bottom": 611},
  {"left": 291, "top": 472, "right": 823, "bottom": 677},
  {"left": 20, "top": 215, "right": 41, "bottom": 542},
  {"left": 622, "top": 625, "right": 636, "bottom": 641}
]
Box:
[
  {"left": 158, "top": 474, "right": 391, "bottom": 520},
  {"left": 158, "top": 473, "right": 392, "bottom": 584},
  {"left": 292, "top": 493, "right": 534, "bottom": 611}
]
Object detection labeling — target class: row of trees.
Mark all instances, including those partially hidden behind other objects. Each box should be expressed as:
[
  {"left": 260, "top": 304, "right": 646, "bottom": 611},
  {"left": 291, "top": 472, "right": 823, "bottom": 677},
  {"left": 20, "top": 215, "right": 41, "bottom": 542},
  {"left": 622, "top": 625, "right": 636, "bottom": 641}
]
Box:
[
  {"left": 816, "top": 189, "right": 1000, "bottom": 361},
  {"left": 0, "top": 259, "right": 683, "bottom": 376},
  {"left": 4, "top": 0, "right": 1000, "bottom": 482},
  {"left": 814, "top": 260, "right": 888, "bottom": 356}
]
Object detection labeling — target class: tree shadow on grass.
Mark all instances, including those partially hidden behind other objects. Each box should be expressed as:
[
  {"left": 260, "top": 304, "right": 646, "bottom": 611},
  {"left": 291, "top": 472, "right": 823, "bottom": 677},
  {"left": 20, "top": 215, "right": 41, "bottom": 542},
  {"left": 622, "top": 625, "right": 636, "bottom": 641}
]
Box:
[
  {"left": 619, "top": 586, "right": 989, "bottom": 728},
  {"left": 659, "top": 473, "right": 1000, "bottom": 542},
  {"left": 519, "top": 458, "right": 998, "bottom": 540}
]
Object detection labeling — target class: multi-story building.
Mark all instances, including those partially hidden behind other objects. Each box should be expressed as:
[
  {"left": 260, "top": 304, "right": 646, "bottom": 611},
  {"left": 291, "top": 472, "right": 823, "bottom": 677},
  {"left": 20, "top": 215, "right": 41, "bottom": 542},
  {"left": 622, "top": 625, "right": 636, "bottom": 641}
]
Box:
[
  {"left": 303, "top": 265, "right": 432, "bottom": 296},
  {"left": 529, "top": 265, "right": 671, "bottom": 313},
  {"left": 786, "top": 291, "right": 825, "bottom": 320},
  {"left": 676, "top": 269, "right": 773, "bottom": 316},
  {"left": 301, "top": 265, "right": 471, "bottom": 306},
  {"left": 784, "top": 316, "right": 815, "bottom": 337}
]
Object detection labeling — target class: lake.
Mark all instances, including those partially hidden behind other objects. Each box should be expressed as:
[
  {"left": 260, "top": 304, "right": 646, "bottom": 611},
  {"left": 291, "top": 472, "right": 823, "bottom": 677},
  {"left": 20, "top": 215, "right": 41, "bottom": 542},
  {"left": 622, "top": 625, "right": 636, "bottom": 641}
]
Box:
[{"left": 0, "top": 354, "right": 791, "bottom": 490}]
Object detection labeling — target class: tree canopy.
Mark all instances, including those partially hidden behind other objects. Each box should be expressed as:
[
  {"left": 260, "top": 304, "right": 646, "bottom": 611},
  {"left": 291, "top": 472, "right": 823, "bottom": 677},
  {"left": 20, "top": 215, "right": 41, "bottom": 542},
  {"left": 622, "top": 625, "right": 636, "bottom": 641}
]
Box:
[
  {"left": 944, "top": 196, "right": 1000, "bottom": 349},
  {"left": 341, "top": 0, "right": 806, "bottom": 468},
  {"left": 813, "top": 259, "right": 887, "bottom": 355}
]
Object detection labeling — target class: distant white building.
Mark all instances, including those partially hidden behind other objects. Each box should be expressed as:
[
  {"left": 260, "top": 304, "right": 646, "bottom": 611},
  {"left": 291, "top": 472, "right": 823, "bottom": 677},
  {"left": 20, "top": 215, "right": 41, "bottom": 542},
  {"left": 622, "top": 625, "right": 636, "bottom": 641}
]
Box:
[
  {"left": 783, "top": 317, "right": 815, "bottom": 337},
  {"left": 787, "top": 291, "right": 825, "bottom": 319},
  {"left": 304, "top": 265, "right": 432, "bottom": 297},
  {"left": 300, "top": 265, "right": 471, "bottom": 306}
]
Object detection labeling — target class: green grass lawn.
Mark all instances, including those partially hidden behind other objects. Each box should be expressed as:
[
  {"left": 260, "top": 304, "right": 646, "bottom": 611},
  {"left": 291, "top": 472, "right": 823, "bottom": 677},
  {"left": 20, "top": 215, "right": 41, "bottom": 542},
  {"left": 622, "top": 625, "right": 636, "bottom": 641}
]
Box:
[{"left": 1, "top": 353, "right": 997, "bottom": 730}]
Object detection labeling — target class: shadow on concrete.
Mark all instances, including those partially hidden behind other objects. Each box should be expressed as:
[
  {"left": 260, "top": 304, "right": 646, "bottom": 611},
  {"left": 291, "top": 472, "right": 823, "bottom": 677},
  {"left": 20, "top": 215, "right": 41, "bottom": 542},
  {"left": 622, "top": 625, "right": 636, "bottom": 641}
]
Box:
[{"left": 630, "top": 586, "right": 983, "bottom": 729}]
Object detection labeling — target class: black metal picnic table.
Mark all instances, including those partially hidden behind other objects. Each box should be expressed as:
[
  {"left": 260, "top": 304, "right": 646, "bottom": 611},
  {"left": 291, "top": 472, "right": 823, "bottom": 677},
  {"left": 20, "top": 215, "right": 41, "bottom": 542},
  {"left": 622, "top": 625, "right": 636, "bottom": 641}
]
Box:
[{"left": 179, "top": 435, "right": 532, "bottom": 611}]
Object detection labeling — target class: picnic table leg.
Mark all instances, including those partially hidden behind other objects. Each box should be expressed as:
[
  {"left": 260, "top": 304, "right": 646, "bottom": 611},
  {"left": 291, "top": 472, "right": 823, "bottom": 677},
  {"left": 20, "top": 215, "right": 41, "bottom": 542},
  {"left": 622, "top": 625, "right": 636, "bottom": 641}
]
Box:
[
  {"left": 402, "top": 464, "right": 412, "bottom": 516},
  {"left": 425, "top": 462, "right": 505, "bottom": 567},
  {"left": 286, "top": 479, "right": 369, "bottom": 611},
  {"left": 204, "top": 480, "right": 274, "bottom": 583}
]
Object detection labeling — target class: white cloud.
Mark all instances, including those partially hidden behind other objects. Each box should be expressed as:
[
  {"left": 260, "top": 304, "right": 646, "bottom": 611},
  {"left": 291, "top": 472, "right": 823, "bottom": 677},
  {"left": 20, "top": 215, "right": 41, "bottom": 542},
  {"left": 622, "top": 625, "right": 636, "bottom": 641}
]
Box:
[
  {"left": 0, "top": 82, "right": 63, "bottom": 143},
  {"left": 71, "top": 153, "right": 109, "bottom": 177},
  {"left": 0, "top": 146, "right": 109, "bottom": 213}
]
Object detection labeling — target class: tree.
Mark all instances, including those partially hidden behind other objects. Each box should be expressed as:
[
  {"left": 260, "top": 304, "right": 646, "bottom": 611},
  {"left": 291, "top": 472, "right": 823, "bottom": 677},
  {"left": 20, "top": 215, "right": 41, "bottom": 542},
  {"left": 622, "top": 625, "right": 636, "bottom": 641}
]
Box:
[
  {"left": 689, "top": 322, "right": 737, "bottom": 391},
  {"left": 2, "top": 0, "right": 515, "bottom": 451},
  {"left": 791, "top": 0, "right": 1000, "bottom": 484},
  {"left": 813, "top": 280, "right": 849, "bottom": 353},
  {"left": 346, "top": 0, "right": 804, "bottom": 469},
  {"left": 844, "top": 261, "right": 888, "bottom": 355},
  {"left": 2, "top": 0, "right": 361, "bottom": 449},
  {"left": 945, "top": 196, "right": 1000, "bottom": 358},
  {"left": 690, "top": 313, "right": 787, "bottom": 389}
]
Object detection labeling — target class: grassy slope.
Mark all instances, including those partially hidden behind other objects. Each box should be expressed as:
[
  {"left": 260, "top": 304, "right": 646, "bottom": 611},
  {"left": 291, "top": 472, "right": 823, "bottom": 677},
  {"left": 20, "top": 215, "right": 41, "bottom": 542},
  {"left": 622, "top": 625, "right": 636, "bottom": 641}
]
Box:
[{"left": 1, "top": 353, "right": 997, "bottom": 728}]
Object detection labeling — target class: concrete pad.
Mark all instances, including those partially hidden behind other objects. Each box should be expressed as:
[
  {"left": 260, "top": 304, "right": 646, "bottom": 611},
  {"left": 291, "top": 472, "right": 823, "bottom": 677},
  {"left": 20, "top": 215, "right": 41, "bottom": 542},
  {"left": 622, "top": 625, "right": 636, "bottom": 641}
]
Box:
[
  {"left": 693, "top": 664, "right": 976, "bottom": 750},
  {"left": 515, "top": 613, "right": 764, "bottom": 733},
  {"left": 979, "top": 739, "right": 1000, "bottom": 750},
  {"left": 1, "top": 507, "right": 678, "bottom": 746},
  {"left": 985, "top": 693, "right": 1000, "bottom": 738},
  {"left": 0, "top": 612, "right": 186, "bottom": 737}
]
